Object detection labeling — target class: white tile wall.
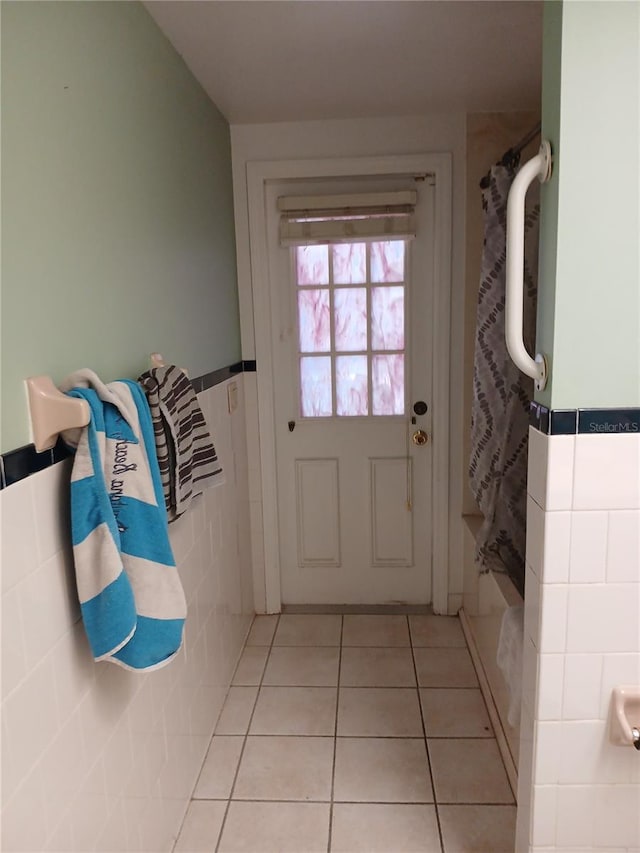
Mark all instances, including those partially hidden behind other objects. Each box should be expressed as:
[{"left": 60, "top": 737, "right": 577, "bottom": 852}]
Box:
[
  {"left": 573, "top": 435, "right": 640, "bottom": 511},
  {"left": 539, "top": 584, "right": 569, "bottom": 654},
  {"left": 568, "top": 512, "right": 608, "bottom": 584},
  {"left": 518, "top": 430, "right": 640, "bottom": 852},
  {"left": 536, "top": 654, "right": 564, "bottom": 721},
  {"left": 530, "top": 785, "right": 558, "bottom": 848},
  {"left": 566, "top": 584, "right": 639, "bottom": 653},
  {"left": 606, "top": 510, "right": 640, "bottom": 583},
  {"left": 561, "top": 654, "right": 602, "bottom": 721},
  {"left": 0, "top": 377, "right": 254, "bottom": 852},
  {"left": 527, "top": 429, "right": 575, "bottom": 512}
]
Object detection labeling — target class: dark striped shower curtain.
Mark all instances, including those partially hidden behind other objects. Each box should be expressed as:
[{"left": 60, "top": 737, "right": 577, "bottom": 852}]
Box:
[{"left": 468, "top": 163, "right": 540, "bottom": 596}]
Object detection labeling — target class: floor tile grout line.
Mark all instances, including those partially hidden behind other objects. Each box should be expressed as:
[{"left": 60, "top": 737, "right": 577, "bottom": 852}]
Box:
[
  {"left": 258, "top": 684, "right": 417, "bottom": 689},
  {"left": 327, "top": 614, "right": 343, "bottom": 853},
  {"left": 214, "top": 613, "right": 281, "bottom": 853},
  {"left": 223, "top": 797, "right": 436, "bottom": 805},
  {"left": 408, "top": 613, "right": 446, "bottom": 853},
  {"left": 192, "top": 796, "right": 516, "bottom": 806},
  {"left": 267, "top": 643, "right": 467, "bottom": 649},
  {"left": 242, "top": 683, "right": 485, "bottom": 690},
  {"left": 191, "top": 732, "right": 496, "bottom": 740}
]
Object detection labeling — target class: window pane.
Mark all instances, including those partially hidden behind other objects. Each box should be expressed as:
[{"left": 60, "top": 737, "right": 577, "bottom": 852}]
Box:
[
  {"left": 371, "top": 286, "right": 405, "bottom": 351},
  {"left": 300, "top": 357, "right": 332, "bottom": 417},
  {"left": 332, "top": 243, "right": 366, "bottom": 284},
  {"left": 296, "top": 245, "right": 329, "bottom": 285},
  {"left": 336, "top": 355, "right": 368, "bottom": 416},
  {"left": 372, "top": 354, "right": 404, "bottom": 415},
  {"left": 298, "top": 289, "right": 330, "bottom": 353},
  {"left": 334, "top": 288, "right": 367, "bottom": 352},
  {"left": 371, "top": 240, "right": 404, "bottom": 283}
]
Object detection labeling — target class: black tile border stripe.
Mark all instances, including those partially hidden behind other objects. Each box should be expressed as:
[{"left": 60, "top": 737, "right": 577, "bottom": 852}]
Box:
[
  {"left": 2, "top": 443, "right": 58, "bottom": 488},
  {"left": 530, "top": 402, "right": 640, "bottom": 436},
  {"left": 529, "top": 401, "right": 550, "bottom": 435},
  {"left": 0, "top": 360, "right": 257, "bottom": 489}
]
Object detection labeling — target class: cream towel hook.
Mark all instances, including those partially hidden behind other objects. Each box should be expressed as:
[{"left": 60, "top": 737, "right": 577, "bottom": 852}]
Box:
[
  {"left": 25, "top": 376, "right": 90, "bottom": 453},
  {"left": 149, "top": 352, "right": 188, "bottom": 377}
]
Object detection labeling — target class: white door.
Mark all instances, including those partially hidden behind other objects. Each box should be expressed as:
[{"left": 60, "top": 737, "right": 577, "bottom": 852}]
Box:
[{"left": 266, "top": 177, "right": 436, "bottom": 605}]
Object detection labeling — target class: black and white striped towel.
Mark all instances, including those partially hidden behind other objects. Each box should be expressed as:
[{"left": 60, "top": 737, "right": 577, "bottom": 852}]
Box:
[{"left": 138, "top": 365, "right": 224, "bottom": 520}]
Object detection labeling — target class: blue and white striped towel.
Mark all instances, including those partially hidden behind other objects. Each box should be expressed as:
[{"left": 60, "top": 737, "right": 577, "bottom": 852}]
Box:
[{"left": 60, "top": 370, "right": 186, "bottom": 671}]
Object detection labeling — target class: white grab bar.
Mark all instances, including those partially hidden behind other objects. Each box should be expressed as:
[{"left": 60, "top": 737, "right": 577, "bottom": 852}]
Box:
[{"left": 505, "top": 139, "right": 552, "bottom": 392}]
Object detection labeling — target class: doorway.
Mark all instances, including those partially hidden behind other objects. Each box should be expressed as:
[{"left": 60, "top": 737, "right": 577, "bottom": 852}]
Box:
[{"left": 246, "top": 154, "right": 452, "bottom": 612}]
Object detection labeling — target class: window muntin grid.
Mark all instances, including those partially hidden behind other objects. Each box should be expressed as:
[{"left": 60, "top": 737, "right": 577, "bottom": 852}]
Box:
[{"left": 295, "top": 241, "right": 407, "bottom": 418}]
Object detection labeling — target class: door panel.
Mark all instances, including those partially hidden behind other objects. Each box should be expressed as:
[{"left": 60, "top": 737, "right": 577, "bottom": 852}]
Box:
[
  {"left": 295, "top": 459, "right": 341, "bottom": 567},
  {"left": 370, "top": 457, "right": 413, "bottom": 567}
]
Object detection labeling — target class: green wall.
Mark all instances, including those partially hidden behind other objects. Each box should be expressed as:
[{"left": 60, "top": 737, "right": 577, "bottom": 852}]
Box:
[
  {"left": 537, "top": 0, "right": 640, "bottom": 409},
  {"left": 535, "top": 0, "right": 562, "bottom": 409},
  {"left": 1, "top": 1, "right": 241, "bottom": 452}
]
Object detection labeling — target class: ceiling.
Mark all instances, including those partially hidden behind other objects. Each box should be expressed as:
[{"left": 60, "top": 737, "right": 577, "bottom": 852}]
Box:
[{"left": 145, "top": 1, "right": 543, "bottom": 125}]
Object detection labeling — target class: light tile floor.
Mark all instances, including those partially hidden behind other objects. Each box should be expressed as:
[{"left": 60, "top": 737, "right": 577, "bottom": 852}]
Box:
[{"left": 174, "top": 614, "right": 517, "bottom": 853}]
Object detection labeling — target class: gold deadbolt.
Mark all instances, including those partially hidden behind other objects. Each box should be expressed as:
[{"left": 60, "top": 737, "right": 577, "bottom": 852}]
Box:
[{"left": 412, "top": 429, "right": 428, "bottom": 446}]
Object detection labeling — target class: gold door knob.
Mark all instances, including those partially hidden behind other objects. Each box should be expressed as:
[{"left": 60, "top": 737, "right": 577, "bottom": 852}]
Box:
[{"left": 412, "top": 429, "right": 428, "bottom": 446}]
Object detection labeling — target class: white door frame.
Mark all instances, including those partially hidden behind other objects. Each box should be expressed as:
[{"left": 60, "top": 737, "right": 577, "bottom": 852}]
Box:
[{"left": 246, "top": 153, "right": 452, "bottom": 614}]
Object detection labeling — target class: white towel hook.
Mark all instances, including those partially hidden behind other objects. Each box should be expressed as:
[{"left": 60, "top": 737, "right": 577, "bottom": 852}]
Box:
[
  {"left": 505, "top": 139, "right": 552, "bottom": 392},
  {"left": 25, "top": 376, "right": 90, "bottom": 452}
]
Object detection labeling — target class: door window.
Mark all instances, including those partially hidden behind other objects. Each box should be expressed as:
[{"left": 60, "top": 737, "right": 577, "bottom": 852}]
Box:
[{"left": 296, "top": 240, "right": 407, "bottom": 418}]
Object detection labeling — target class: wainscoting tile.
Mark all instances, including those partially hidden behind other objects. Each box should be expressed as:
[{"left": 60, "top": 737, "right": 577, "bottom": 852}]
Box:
[
  {"left": 606, "top": 510, "right": 640, "bottom": 582},
  {"left": 566, "top": 583, "right": 639, "bottom": 653},
  {"left": 593, "top": 784, "right": 640, "bottom": 848},
  {"left": 545, "top": 436, "right": 575, "bottom": 511},
  {"left": 538, "top": 584, "right": 568, "bottom": 653},
  {"left": 557, "top": 720, "right": 638, "bottom": 786},
  {"left": 527, "top": 426, "right": 548, "bottom": 509},
  {"left": 541, "top": 511, "right": 571, "bottom": 584},
  {"left": 561, "top": 654, "right": 602, "bottom": 721},
  {"left": 533, "top": 720, "right": 562, "bottom": 785},
  {"left": 536, "top": 654, "right": 564, "bottom": 720},
  {"left": 526, "top": 495, "right": 545, "bottom": 578},
  {"left": 574, "top": 434, "right": 640, "bottom": 510},
  {"left": 530, "top": 785, "right": 557, "bottom": 848},
  {"left": 0, "top": 475, "right": 39, "bottom": 593},
  {"left": 568, "top": 511, "right": 608, "bottom": 583},
  {"left": 600, "top": 653, "right": 640, "bottom": 719}
]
